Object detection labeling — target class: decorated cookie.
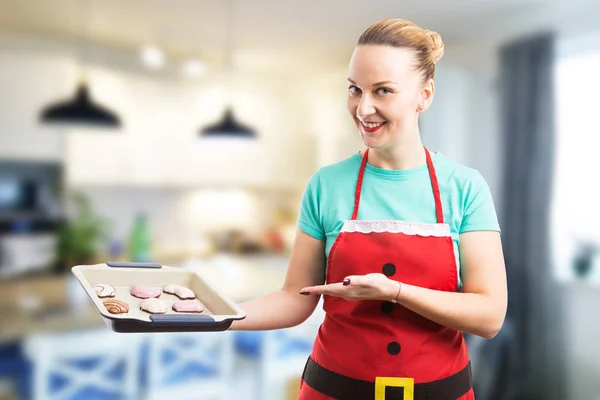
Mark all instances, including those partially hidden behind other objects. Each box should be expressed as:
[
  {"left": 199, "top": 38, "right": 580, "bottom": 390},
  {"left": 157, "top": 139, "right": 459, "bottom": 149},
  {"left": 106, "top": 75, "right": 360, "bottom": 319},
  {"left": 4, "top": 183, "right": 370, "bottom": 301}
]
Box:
[
  {"left": 139, "top": 298, "right": 167, "bottom": 314},
  {"left": 103, "top": 299, "right": 129, "bottom": 314},
  {"left": 131, "top": 284, "right": 162, "bottom": 299},
  {"left": 92, "top": 283, "right": 116, "bottom": 298},
  {"left": 172, "top": 299, "right": 204, "bottom": 313},
  {"left": 163, "top": 284, "right": 195, "bottom": 300}
]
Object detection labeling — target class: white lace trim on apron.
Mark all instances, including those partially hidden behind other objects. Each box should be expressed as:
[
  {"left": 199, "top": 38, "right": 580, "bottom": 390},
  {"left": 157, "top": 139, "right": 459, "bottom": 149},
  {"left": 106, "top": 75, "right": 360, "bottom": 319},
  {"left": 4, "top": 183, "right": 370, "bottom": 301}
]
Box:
[{"left": 341, "top": 220, "right": 451, "bottom": 237}]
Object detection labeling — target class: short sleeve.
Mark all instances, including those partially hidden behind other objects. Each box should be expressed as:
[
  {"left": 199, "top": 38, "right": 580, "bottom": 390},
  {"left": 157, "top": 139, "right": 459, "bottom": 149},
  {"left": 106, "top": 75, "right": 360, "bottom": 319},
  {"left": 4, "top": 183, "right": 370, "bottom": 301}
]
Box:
[
  {"left": 459, "top": 172, "right": 501, "bottom": 233},
  {"left": 297, "top": 171, "right": 326, "bottom": 240}
]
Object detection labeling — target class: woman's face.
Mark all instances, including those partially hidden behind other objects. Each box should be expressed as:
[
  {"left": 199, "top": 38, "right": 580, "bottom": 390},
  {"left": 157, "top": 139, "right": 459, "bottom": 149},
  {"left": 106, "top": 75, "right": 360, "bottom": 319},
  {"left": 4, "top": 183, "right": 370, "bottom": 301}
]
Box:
[{"left": 347, "top": 45, "right": 432, "bottom": 150}]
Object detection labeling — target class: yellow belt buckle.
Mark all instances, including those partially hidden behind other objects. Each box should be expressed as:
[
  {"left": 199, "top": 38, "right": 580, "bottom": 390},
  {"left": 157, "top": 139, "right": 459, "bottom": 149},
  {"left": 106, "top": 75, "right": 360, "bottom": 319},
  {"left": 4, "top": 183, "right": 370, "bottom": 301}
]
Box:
[{"left": 374, "top": 377, "right": 414, "bottom": 400}]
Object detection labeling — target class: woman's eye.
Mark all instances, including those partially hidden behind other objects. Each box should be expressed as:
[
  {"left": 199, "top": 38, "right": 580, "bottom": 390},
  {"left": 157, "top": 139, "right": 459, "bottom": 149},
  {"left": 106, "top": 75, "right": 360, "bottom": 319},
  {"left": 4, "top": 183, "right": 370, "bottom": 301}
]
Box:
[
  {"left": 348, "top": 85, "right": 361, "bottom": 94},
  {"left": 377, "top": 87, "right": 393, "bottom": 95}
]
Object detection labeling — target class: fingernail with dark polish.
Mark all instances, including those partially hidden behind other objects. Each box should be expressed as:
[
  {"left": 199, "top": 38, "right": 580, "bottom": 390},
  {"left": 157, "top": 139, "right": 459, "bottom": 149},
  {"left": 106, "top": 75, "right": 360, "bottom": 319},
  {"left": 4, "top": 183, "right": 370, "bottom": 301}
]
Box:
[
  {"left": 300, "top": 291, "right": 310, "bottom": 295},
  {"left": 343, "top": 279, "right": 351, "bottom": 286}
]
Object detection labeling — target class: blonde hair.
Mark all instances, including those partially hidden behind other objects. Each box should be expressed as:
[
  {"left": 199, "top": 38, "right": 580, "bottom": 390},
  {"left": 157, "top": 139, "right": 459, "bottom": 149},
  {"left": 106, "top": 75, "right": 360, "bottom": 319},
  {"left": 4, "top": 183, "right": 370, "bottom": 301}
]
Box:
[{"left": 357, "top": 18, "right": 444, "bottom": 82}]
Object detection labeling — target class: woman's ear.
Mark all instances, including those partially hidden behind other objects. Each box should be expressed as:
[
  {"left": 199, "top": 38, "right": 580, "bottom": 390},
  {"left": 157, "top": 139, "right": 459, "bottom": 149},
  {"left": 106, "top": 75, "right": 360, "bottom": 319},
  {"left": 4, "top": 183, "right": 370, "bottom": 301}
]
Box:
[{"left": 420, "top": 79, "right": 435, "bottom": 111}]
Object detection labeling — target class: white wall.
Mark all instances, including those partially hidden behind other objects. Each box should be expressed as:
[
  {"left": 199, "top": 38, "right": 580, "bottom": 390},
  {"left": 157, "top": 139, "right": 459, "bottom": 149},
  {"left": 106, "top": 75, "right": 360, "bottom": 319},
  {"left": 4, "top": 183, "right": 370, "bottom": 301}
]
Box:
[
  {"left": 421, "top": 62, "right": 471, "bottom": 165},
  {"left": 421, "top": 57, "right": 502, "bottom": 201},
  {"left": 563, "top": 283, "right": 600, "bottom": 400},
  {"left": 307, "top": 70, "right": 363, "bottom": 167},
  {"left": 0, "top": 51, "right": 68, "bottom": 161}
]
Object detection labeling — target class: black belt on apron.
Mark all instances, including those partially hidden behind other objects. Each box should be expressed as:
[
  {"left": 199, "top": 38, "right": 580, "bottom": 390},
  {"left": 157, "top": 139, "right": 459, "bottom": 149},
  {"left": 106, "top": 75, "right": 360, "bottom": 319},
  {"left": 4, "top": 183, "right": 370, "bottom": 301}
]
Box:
[{"left": 302, "top": 356, "right": 473, "bottom": 400}]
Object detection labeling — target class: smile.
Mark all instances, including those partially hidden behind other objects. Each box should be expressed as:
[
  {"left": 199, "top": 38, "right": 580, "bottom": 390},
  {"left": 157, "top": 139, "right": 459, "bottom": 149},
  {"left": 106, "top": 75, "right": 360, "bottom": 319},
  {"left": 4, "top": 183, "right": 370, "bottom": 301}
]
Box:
[{"left": 360, "top": 121, "right": 387, "bottom": 133}]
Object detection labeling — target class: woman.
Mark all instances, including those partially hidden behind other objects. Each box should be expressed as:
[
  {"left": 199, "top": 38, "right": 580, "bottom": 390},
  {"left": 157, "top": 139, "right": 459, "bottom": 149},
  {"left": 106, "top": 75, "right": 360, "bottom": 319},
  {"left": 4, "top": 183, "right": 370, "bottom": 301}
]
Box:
[{"left": 230, "top": 18, "right": 507, "bottom": 400}]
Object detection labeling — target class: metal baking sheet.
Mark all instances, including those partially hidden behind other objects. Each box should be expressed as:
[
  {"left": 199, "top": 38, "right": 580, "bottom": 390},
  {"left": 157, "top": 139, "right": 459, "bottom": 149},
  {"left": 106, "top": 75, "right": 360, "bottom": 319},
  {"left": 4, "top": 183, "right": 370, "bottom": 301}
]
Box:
[{"left": 71, "top": 262, "right": 246, "bottom": 333}]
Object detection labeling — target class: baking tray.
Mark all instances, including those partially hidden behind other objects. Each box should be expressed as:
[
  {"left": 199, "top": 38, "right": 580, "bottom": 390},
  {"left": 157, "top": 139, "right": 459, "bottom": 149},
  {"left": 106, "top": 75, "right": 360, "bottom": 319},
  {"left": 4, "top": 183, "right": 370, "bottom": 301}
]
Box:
[{"left": 71, "top": 262, "right": 246, "bottom": 333}]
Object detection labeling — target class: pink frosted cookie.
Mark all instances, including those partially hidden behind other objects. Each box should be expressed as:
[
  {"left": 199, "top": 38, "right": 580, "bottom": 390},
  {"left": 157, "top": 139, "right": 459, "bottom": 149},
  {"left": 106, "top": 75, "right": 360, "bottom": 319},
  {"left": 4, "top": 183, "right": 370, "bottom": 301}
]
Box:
[
  {"left": 172, "top": 299, "right": 204, "bottom": 313},
  {"left": 163, "top": 284, "right": 195, "bottom": 300},
  {"left": 92, "top": 283, "right": 116, "bottom": 298},
  {"left": 130, "top": 284, "right": 162, "bottom": 299},
  {"left": 139, "top": 298, "right": 167, "bottom": 314}
]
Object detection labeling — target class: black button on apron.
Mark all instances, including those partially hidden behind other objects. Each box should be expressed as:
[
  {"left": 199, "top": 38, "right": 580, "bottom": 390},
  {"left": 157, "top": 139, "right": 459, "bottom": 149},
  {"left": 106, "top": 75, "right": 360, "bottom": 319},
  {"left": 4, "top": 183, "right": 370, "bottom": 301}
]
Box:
[
  {"left": 387, "top": 341, "right": 401, "bottom": 355},
  {"left": 380, "top": 301, "right": 394, "bottom": 314},
  {"left": 382, "top": 263, "right": 396, "bottom": 276}
]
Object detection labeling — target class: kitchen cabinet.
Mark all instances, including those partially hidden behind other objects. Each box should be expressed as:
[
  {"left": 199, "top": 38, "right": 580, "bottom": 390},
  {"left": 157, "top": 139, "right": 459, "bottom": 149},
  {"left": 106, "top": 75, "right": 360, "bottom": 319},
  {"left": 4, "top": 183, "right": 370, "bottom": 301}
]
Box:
[
  {"left": 65, "top": 133, "right": 274, "bottom": 188},
  {"left": 65, "top": 134, "right": 135, "bottom": 186}
]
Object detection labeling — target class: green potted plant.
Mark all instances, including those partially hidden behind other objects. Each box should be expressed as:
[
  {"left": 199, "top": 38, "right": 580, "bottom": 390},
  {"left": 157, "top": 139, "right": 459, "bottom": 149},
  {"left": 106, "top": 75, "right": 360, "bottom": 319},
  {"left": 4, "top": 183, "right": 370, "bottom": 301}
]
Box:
[{"left": 57, "top": 191, "right": 111, "bottom": 268}]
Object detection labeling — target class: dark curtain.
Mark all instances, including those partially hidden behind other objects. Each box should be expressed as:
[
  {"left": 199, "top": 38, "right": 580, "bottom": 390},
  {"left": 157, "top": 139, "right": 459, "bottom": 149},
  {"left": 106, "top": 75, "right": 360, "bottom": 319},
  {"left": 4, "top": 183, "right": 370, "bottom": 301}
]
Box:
[{"left": 472, "top": 33, "right": 567, "bottom": 400}]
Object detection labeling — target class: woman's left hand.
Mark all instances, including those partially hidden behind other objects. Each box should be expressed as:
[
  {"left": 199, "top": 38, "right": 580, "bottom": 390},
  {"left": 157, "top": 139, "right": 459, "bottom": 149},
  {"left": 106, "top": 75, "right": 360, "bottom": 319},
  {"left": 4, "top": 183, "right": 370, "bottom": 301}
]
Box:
[{"left": 300, "top": 273, "right": 400, "bottom": 301}]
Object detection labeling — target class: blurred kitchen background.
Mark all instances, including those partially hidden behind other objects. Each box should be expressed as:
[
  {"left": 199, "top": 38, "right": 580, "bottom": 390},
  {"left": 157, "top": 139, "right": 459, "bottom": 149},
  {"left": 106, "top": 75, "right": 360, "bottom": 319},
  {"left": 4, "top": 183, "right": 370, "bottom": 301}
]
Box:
[{"left": 0, "top": 0, "right": 599, "bottom": 399}]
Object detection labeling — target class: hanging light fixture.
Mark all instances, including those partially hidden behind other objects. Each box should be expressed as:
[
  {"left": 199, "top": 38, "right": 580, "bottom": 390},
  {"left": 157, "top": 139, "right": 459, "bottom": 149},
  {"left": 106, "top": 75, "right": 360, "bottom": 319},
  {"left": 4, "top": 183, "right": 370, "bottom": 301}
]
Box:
[
  {"left": 199, "top": 0, "right": 256, "bottom": 139},
  {"left": 201, "top": 107, "right": 255, "bottom": 138},
  {"left": 39, "top": 0, "right": 122, "bottom": 129},
  {"left": 40, "top": 83, "right": 121, "bottom": 127}
]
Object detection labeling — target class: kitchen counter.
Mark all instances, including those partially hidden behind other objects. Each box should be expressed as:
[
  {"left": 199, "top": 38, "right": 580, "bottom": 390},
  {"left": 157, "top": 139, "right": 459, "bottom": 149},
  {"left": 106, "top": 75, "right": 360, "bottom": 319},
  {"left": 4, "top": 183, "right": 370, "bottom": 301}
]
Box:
[
  {"left": 0, "top": 275, "right": 104, "bottom": 343},
  {"left": 0, "top": 254, "right": 290, "bottom": 343}
]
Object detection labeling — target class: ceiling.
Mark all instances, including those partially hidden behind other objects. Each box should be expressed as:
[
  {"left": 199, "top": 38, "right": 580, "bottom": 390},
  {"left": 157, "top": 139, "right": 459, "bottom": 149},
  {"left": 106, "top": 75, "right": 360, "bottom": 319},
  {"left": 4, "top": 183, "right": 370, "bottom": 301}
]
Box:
[{"left": 0, "top": 0, "right": 599, "bottom": 74}]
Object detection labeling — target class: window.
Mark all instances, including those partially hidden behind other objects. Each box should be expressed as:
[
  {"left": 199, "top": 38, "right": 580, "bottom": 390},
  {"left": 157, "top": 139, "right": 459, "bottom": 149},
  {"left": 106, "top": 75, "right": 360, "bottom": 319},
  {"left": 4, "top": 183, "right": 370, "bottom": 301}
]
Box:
[{"left": 551, "top": 32, "right": 600, "bottom": 283}]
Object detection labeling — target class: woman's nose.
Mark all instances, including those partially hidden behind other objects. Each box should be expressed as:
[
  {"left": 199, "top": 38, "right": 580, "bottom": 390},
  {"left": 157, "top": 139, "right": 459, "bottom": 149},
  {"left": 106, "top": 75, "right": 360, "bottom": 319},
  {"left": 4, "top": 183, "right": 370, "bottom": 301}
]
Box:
[{"left": 356, "top": 95, "right": 376, "bottom": 118}]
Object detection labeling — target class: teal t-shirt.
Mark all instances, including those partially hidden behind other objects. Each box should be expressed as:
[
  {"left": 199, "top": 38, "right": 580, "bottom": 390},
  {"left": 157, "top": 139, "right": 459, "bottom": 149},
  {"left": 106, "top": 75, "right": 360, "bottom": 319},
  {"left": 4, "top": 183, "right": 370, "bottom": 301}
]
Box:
[{"left": 296, "top": 151, "right": 501, "bottom": 286}]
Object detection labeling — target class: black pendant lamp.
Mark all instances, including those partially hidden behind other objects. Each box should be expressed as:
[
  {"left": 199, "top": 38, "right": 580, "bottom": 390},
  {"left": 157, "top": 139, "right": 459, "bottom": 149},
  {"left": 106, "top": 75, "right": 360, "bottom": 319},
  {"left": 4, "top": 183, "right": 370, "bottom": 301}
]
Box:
[
  {"left": 199, "top": 0, "right": 256, "bottom": 139},
  {"left": 40, "top": 83, "right": 121, "bottom": 128},
  {"left": 201, "top": 107, "right": 255, "bottom": 138},
  {"left": 39, "top": 0, "right": 122, "bottom": 129}
]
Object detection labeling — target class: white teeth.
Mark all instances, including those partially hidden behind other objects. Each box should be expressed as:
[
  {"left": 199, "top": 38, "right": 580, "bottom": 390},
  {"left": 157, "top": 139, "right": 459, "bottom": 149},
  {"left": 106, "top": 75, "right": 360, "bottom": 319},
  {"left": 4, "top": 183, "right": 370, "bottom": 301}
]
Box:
[{"left": 362, "top": 122, "right": 385, "bottom": 128}]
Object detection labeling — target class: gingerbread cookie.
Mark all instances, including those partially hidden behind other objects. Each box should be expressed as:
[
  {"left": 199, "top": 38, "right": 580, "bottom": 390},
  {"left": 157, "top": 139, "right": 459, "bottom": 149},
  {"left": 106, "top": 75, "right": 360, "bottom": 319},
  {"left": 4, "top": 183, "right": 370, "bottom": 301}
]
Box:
[{"left": 103, "top": 299, "right": 129, "bottom": 314}]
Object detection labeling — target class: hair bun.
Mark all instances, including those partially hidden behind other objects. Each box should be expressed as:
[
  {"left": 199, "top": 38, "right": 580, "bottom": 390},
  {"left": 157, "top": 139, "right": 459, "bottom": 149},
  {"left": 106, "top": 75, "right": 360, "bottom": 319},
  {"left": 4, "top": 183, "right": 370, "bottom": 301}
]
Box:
[{"left": 425, "top": 30, "right": 444, "bottom": 64}]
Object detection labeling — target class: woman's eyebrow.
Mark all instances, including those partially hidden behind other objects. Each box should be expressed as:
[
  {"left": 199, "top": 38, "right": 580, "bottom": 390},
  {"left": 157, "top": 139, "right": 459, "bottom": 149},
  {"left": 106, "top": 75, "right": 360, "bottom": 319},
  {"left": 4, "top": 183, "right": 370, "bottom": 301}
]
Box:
[{"left": 347, "top": 78, "right": 399, "bottom": 86}]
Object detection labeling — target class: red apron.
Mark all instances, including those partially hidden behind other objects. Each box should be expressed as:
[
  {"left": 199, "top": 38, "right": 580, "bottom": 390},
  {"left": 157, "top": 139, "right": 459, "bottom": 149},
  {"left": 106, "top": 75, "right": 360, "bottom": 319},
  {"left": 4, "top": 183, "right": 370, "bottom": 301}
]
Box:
[{"left": 298, "top": 147, "right": 474, "bottom": 400}]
